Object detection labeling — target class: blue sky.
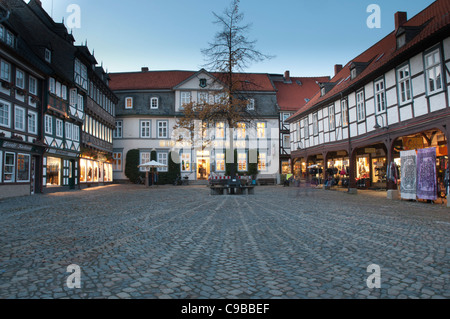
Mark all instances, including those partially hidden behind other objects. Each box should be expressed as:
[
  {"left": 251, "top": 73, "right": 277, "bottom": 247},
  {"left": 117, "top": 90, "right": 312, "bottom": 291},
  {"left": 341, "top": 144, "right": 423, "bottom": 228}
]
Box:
[{"left": 37, "top": 0, "right": 435, "bottom": 77}]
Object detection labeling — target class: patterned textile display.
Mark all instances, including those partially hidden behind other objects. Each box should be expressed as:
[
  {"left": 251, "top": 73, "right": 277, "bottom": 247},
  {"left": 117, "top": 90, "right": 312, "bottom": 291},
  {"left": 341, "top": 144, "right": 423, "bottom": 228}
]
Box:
[
  {"left": 416, "top": 147, "right": 437, "bottom": 201},
  {"left": 400, "top": 150, "right": 417, "bottom": 200}
]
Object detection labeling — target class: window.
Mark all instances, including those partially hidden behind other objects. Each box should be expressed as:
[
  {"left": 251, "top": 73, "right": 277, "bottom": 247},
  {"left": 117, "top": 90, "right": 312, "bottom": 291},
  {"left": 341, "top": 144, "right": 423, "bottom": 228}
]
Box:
[
  {"left": 237, "top": 122, "right": 246, "bottom": 139},
  {"left": 0, "top": 150, "right": 2, "bottom": 183},
  {"left": 114, "top": 121, "right": 123, "bottom": 139},
  {"left": 151, "top": 97, "right": 159, "bottom": 109},
  {"left": 374, "top": 79, "right": 386, "bottom": 113},
  {"left": 0, "top": 25, "right": 4, "bottom": 41},
  {"left": 283, "top": 134, "right": 290, "bottom": 148},
  {"left": 28, "top": 111, "right": 38, "bottom": 135},
  {"left": 282, "top": 113, "right": 291, "bottom": 123},
  {"left": 17, "top": 154, "right": 30, "bottom": 182},
  {"left": 198, "top": 92, "right": 208, "bottom": 104},
  {"left": 139, "top": 152, "right": 151, "bottom": 172},
  {"left": 158, "top": 121, "right": 168, "bottom": 138},
  {"left": 73, "top": 125, "right": 80, "bottom": 142},
  {"left": 49, "top": 78, "right": 55, "bottom": 94},
  {"left": 215, "top": 152, "right": 225, "bottom": 172},
  {"left": 74, "top": 59, "right": 88, "bottom": 90},
  {"left": 70, "top": 89, "right": 77, "bottom": 107},
  {"left": 77, "top": 94, "right": 84, "bottom": 111},
  {"left": 113, "top": 152, "right": 122, "bottom": 171},
  {"left": 257, "top": 122, "right": 266, "bottom": 139},
  {"left": 56, "top": 119, "right": 63, "bottom": 137},
  {"left": 216, "top": 122, "right": 225, "bottom": 139},
  {"left": 62, "top": 85, "right": 67, "bottom": 100},
  {"left": 397, "top": 33, "right": 406, "bottom": 49},
  {"left": 181, "top": 92, "right": 191, "bottom": 107},
  {"left": 247, "top": 98, "right": 255, "bottom": 111},
  {"left": 341, "top": 99, "right": 349, "bottom": 127},
  {"left": 140, "top": 120, "right": 151, "bottom": 138},
  {"left": 157, "top": 152, "right": 168, "bottom": 172},
  {"left": 29, "top": 76, "right": 37, "bottom": 95},
  {"left": 45, "top": 49, "right": 51, "bottom": 63},
  {"left": 303, "top": 117, "right": 309, "bottom": 139},
  {"left": 328, "top": 105, "right": 335, "bottom": 131},
  {"left": 424, "top": 49, "right": 443, "bottom": 94},
  {"left": 65, "top": 122, "right": 73, "bottom": 140},
  {"left": 0, "top": 100, "right": 10, "bottom": 127},
  {"left": 125, "top": 97, "right": 133, "bottom": 109},
  {"left": 238, "top": 152, "right": 247, "bottom": 172},
  {"left": 397, "top": 65, "right": 412, "bottom": 104},
  {"left": 14, "top": 106, "right": 25, "bottom": 131},
  {"left": 1, "top": 60, "right": 10, "bottom": 82},
  {"left": 6, "top": 31, "right": 14, "bottom": 47},
  {"left": 181, "top": 152, "right": 191, "bottom": 172},
  {"left": 258, "top": 152, "right": 267, "bottom": 171},
  {"left": 356, "top": 90, "right": 365, "bottom": 122},
  {"left": 313, "top": 113, "right": 319, "bottom": 136},
  {"left": 4, "top": 152, "right": 15, "bottom": 183},
  {"left": 55, "top": 81, "right": 61, "bottom": 97},
  {"left": 45, "top": 115, "right": 53, "bottom": 134},
  {"left": 15, "top": 69, "right": 25, "bottom": 89},
  {"left": 351, "top": 68, "right": 357, "bottom": 80}
]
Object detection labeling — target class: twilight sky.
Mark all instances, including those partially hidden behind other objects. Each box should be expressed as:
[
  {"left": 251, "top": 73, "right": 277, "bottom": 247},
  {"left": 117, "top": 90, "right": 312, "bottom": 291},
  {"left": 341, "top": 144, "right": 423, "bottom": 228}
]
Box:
[{"left": 35, "top": 0, "right": 435, "bottom": 77}]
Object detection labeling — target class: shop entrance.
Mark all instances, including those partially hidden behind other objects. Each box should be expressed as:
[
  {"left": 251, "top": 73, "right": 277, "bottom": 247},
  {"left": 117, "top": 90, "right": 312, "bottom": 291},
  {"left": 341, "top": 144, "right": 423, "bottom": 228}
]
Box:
[
  {"left": 47, "top": 157, "right": 61, "bottom": 186},
  {"left": 197, "top": 158, "right": 210, "bottom": 180}
]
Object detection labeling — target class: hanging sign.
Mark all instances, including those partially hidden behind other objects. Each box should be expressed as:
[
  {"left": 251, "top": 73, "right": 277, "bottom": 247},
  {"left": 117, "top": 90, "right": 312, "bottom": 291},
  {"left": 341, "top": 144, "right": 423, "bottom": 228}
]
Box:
[{"left": 403, "top": 137, "right": 423, "bottom": 151}]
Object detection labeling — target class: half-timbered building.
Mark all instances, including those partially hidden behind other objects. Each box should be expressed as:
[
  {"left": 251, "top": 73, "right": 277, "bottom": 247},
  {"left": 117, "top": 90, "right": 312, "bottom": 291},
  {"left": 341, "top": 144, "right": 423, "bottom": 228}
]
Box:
[{"left": 287, "top": 0, "right": 450, "bottom": 204}]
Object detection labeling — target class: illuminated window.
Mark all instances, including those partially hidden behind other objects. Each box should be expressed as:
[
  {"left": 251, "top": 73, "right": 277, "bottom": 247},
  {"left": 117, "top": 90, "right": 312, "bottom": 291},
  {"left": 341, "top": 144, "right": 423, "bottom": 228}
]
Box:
[
  {"left": 216, "top": 153, "right": 225, "bottom": 171},
  {"left": 258, "top": 152, "right": 267, "bottom": 171},
  {"left": 257, "top": 122, "right": 266, "bottom": 138},
  {"left": 238, "top": 152, "right": 247, "bottom": 172},
  {"left": 216, "top": 122, "right": 225, "bottom": 139},
  {"left": 237, "top": 122, "right": 246, "bottom": 139},
  {"left": 113, "top": 152, "right": 122, "bottom": 171}
]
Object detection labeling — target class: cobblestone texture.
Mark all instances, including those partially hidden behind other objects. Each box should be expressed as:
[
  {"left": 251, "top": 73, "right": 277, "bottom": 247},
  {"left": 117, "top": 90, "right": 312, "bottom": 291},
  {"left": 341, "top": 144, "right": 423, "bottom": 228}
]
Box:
[{"left": 0, "top": 184, "right": 448, "bottom": 299}]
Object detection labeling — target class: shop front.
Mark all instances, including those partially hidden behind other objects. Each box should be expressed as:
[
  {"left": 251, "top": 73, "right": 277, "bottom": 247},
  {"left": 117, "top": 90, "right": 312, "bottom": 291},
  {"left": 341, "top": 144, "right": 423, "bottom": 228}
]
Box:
[
  {"left": 352, "top": 144, "right": 387, "bottom": 190},
  {"left": 325, "top": 151, "right": 349, "bottom": 188},
  {"left": 43, "top": 149, "right": 79, "bottom": 192},
  {"left": 394, "top": 129, "right": 448, "bottom": 203},
  {"left": 0, "top": 139, "right": 44, "bottom": 199},
  {"left": 79, "top": 157, "right": 113, "bottom": 186}
]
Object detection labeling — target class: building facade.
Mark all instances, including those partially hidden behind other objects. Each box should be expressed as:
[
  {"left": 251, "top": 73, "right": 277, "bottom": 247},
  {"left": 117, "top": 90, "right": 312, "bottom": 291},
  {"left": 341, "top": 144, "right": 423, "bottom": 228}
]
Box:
[
  {"left": 287, "top": 1, "right": 450, "bottom": 204},
  {"left": 0, "top": 0, "right": 116, "bottom": 198},
  {"left": 0, "top": 0, "right": 49, "bottom": 199},
  {"left": 270, "top": 71, "right": 330, "bottom": 175},
  {"left": 109, "top": 68, "right": 283, "bottom": 183}
]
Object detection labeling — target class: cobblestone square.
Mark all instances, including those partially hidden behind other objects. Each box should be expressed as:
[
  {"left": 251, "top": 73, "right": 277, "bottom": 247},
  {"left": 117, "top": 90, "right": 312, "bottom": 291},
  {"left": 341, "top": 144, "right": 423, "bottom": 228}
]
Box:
[{"left": 0, "top": 184, "right": 449, "bottom": 299}]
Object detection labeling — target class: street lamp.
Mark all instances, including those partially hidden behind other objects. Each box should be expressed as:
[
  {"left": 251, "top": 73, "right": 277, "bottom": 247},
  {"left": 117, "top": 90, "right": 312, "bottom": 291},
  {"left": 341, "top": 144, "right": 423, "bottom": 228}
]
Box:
[{"left": 374, "top": 115, "right": 388, "bottom": 130}]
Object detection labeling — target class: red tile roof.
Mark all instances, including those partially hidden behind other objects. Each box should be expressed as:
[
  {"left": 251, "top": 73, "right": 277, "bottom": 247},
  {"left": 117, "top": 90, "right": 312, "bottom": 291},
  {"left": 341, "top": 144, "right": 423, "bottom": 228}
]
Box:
[
  {"left": 109, "top": 70, "right": 195, "bottom": 91},
  {"left": 109, "top": 70, "right": 276, "bottom": 92},
  {"left": 273, "top": 76, "right": 330, "bottom": 112},
  {"left": 289, "top": 0, "right": 450, "bottom": 121}
]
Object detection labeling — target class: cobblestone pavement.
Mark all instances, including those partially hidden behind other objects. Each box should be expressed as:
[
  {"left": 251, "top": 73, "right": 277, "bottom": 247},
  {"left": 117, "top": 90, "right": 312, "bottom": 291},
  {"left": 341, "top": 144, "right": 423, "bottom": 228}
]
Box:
[{"left": 0, "top": 184, "right": 449, "bottom": 299}]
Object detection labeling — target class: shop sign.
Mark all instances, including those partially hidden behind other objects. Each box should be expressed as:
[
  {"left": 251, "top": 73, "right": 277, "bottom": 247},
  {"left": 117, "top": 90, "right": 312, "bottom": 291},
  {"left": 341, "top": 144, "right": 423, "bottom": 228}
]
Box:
[
  {"left": 1, "top": 140, "right": 33, "bottom": 152},
  {"left": 365, "top": 148, "right": 376, "bottom": 154},
  {"left": 47, "top": 148, "right": 78, "bottom": 158},
  {"left": 403, "top": 137, "right": 423, "bottom": 151}
]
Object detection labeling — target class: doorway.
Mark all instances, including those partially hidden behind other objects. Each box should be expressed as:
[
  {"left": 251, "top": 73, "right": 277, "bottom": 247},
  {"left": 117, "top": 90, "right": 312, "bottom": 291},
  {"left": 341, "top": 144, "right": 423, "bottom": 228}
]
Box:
[{"left": 197, "top": 158, "right": 210, "bottom": 180}]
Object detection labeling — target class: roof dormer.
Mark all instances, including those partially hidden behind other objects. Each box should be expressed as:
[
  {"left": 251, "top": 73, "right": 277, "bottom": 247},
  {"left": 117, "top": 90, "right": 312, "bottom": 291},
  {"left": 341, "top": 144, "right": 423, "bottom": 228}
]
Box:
[{"left": 350, "top": 62, "right": 370, "bottom": 80}]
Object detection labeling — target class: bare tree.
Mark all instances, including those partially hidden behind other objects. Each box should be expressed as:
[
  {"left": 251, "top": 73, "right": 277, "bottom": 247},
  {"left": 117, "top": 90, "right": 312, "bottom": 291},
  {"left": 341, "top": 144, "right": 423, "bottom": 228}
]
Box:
[{"left": 175, "top": 0, "right": 272, "bottom": 177}]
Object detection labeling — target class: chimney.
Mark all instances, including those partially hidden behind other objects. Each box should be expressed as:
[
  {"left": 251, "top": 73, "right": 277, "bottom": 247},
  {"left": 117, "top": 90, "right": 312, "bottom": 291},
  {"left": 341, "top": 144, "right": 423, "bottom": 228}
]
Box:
[
  {"left": 141, "top": 67, "right": 149, "bottom": 72},
  {"left": 284, "top": 70, "right": 291, "bottom": 83},
  {"left": 395, "top": 12, "right": 407, "bottom": 30},
  {"left": 334, "top": 64, "right": 343, "bottom": 76}
]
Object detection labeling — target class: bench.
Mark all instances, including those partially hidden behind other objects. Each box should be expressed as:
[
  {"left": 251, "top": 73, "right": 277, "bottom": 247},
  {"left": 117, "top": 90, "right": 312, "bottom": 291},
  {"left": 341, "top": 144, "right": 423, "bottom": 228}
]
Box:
[
  {"left": 257, "top": 178, "right": 277, "bottom": 186},
  {"left": 209, "top": 185, "right": 255, "bottom": 195}
]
